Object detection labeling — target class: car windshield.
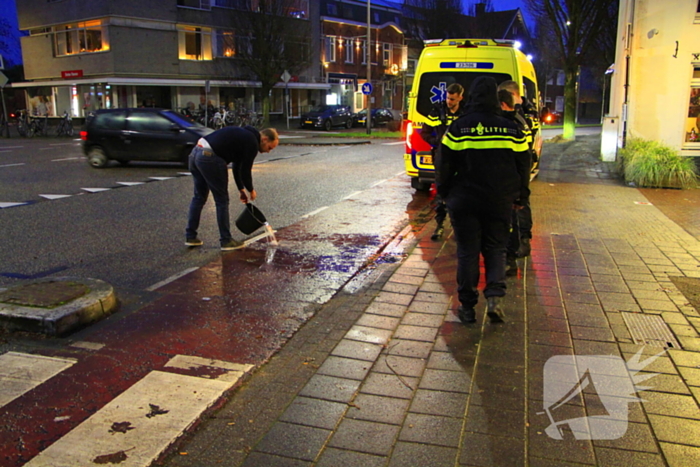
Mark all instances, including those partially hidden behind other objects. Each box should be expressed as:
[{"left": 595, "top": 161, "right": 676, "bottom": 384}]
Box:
[
  {"left": 164, "top": 110, "right": 203, "bottom": 128},
  {"left": 416, "top": 72, "right": 512, "bottom": 118}
]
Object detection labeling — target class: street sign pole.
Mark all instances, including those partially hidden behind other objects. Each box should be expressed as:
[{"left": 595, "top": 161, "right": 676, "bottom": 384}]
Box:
[
  {"left": 281, "top": 70, "right": 292, "bottom": 130},
  {"left": 366, "top": 0, "right": 372, "bottom": 135},
  {"left": 0, "top": 70, "right": 9, "bottom": 138}
]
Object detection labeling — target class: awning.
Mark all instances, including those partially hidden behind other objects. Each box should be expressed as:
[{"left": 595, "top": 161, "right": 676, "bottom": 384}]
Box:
[{"left": 9, "top": 76, "right": 331, "bottom": 90}]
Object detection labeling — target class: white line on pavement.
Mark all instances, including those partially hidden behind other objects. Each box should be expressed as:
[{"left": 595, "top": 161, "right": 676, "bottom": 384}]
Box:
[
  {"left": 117, "top": 182, "right": 145, "bottom": 186},
  {"left": 146, "top": 267, "right": 199, "bottom": 291},
  {"left": 51, "top": 157, "right": 81, "bottom": 162},
  {"left": 39, "top": 194, "right": 73, "bottom": 200},
  {"left": 0, "top": 163, "right": 25, "bottom": 168},
  {"left": 0, "top": 352, "right": 77, "bottom": 409},
  {"left": 301, "top": 206, "right": 328, "bottom": 218},
  {"left": 81, "top": 188, "right": 111, "bottom": 193},
  {"left": 0, "top": 146, "right": 24, "bottom": 149},
  {"left": 49, "top": 143, "right": 78, "bottom": 146},
  {"left": 335, "top": 146, "right": 351, "bottom": 149},
  {"left": 382, "top": 141, "right": 404, "bottom": 145},
  {"left": 24, "top": 370, "right": 237, "bottom": 467},
  {"left": 343, "top": 191, "right": 363, "bottom": 200},
  {"left": 371, "top": 179, "right": 388, "bottom": 187},
  {"left": 0, "top": 202, "right": 29, "bottom": 208}
]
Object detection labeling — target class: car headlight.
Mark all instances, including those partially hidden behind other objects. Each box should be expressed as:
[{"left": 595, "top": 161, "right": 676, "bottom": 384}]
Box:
[{"left": 317, "top": 117, "right": 322, "bottom": 122}]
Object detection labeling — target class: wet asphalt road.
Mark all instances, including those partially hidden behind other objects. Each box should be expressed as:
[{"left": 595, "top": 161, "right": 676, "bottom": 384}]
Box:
[{"left": 0, "top": 137, "right": 409, "bottom": 292}]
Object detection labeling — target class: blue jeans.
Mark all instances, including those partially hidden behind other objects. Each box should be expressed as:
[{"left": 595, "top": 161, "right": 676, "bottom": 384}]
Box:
[{"left": 186, "top": 146, "right": 232, "bottom": 245}]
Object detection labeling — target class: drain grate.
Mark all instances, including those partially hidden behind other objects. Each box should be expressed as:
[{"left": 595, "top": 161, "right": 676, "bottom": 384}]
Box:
[{"left": 622, "top": 313, "right": 682, "bottom": 349}]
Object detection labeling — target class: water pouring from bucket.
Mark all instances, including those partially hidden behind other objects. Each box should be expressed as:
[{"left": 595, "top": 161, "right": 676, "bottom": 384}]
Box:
[{"left": 236, "top": 203, "right": 278, "bottom": 246}]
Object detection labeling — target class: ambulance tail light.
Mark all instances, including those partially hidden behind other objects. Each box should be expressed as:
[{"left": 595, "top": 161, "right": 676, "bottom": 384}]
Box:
[{"left": 405, "top": 122, "right": 432, "bottom": 153}]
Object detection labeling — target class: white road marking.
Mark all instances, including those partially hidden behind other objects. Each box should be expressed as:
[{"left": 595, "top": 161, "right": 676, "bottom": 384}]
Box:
[
  {"left": 146, "top": 267, "right": 199, "bottom": 292},
  {"left": 0, "top": 352, "right": 77, "bottom": 408},
  {"left": 335, "top": 146, "right": 351, "bottom": 149},
  {"left": 0, "top": 163, "right": 25, "bottom": 168},
  {"left": 278, "top": 135, "right": 304, "bottom": 139},
  {"left": 51, "top": 157, "right": 81, "bottom": 162},
  {"left": 39, "top": 194, "right": 73, "bottom": 200},
  {"left": 343, "top": 191, "right": 363, "bottom": 200},
  {"left": 117, "top": 182, "right": 145, "bottom": 186},
  {"left": 0, "top": 202, "right": 28, "bottom": 208},
  {"left": 301, "top": 206, "right": 328, "bottom": 218},
  {"left": 49, "top": 143, "right": 77, "bottom": 146},
  {"left": 395, "top": 170, "right": 405, "bottom": 177},
  {"left": 382, "top": 141, "right": 404, "bottom": 145},
  {"left": 178, "top": 172, "right": 192, "bottom": 176},
  {"left": 165, "top": 355, "right": 253, "bottom": 383},
  {"left": 24, "top": 370, "right": 237, "bottom": 467},
  {"left": 149, "top": 177, "right": 174, "bottom": 181},
  {"left": 371, "top": 179, "right": 388, "bottom": 187},
  {"left": 81, "top": 188, "right": 111, "bottom": 193},
  {"left": 70, "top": 341, "right": 105, "bottom": 351},
  {"left": 0, "top": 146, "right": 24, "bottom": 149}
]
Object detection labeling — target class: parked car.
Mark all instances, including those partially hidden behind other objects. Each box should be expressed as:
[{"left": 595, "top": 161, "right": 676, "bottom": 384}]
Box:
[
  {"left": 81, "top": 108, "right": 212, "bottom": 168},
  {"left": 353, "top": 107, "right": 399, "bottom": 128},
  {"left": 299, "top": 105, "right": 354, "bottom": 131},
  {"left": 541, "top": 107, "right": 562, "bottom": 125}
]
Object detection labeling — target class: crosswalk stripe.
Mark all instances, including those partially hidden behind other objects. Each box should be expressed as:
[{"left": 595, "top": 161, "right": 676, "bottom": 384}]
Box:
[
  {"left": 117, "top": 182, "right": 145, "bottom": 186},
  {"left": 39, "top": 194, "right": 73, "bottom": 200},
  {"left": 25, "top": 370, "right": 239, "bottom": 467},
  {"left": 0, "top": 202, "right": 29, "bottom": 208},
  {"left": 0, "top": 352, "right": 77, "bottom": 408},
  {"left": 81, "top": 188, "right": 111, "bottom": 193},
  {"left": 149, "top": 177, "right": 174, "bottom": 181}
]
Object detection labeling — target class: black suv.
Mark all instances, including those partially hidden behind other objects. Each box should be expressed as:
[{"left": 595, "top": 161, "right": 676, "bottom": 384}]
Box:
[
  {"left": 81, "top": 108, "right": 212, "bottom": 168},
  {"left": 299, "top": 105, "right": 353, "bottom": 131}
]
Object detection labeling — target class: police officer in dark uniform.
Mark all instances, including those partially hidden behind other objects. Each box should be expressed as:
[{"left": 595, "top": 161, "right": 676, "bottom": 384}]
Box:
[
  {"left": 420, "top": 83, "right": 465, "bottom": 240},
  {"left": 437, "top": 77, "right": 530, "bottom": 324}
]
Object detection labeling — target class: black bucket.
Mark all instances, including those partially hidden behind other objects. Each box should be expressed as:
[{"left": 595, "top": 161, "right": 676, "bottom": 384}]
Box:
[{"left": 235, "top": 203, "right": 267, "bottom": 235}]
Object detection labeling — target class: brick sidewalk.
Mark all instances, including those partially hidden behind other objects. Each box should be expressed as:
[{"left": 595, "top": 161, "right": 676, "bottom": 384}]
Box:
[{"left": 163, "top": 157, "right": 700, "bottom": 466}]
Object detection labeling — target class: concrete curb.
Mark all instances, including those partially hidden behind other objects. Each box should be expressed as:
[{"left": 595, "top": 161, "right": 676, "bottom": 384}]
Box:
[
  {"left": 0, "top": 277, "right": 117, "bottom": 336},
  {"left": 278, "top": 137, "right": 372, "bottom": 146}
]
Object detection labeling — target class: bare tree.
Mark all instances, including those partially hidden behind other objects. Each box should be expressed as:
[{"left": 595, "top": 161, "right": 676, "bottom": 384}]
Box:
[
  {"left": 218, "top": 0, "right": 312, "bottom": 125},
  {"left": 525, "top": 0, "right": 616, "bottom": 139}
]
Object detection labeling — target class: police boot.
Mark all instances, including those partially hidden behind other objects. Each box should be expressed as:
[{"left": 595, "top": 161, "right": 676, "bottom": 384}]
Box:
[
  {"left": 431, "top": 224, "right": 445, "bottom": 241},
  {"left": 486, "top": 296, "right": 505, "bottom": 323},
  {"left": 458, "top": 306, "right": 476, "bottom": 324}
]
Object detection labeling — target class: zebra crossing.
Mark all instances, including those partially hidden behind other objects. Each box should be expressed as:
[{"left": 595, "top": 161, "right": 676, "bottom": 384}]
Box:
[
  {"left": 1, "top": 351, "right": 253, "bottom": 466},
  {"left": 0, "top": 174, "right": 190, "bottom": 209}
]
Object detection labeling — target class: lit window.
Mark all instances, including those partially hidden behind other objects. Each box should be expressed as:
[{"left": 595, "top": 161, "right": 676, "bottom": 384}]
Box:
[
  {"left": 54, "top": 20, "right": 109, "bottom": 56},
  {"left": 324, "top": 36, "right": 337, "bottom": 63},
  {"left": 178, "top": 25, "right": 212, "bottom": 60},
  {"left": 684, "top": 67, "right": 700, "bottom": 145},
  {"left": 383, "top": 43, "right": 392, "bottom": 66},
  {"left": 345, "top": 38, "right": 354, "bottom": 64}
]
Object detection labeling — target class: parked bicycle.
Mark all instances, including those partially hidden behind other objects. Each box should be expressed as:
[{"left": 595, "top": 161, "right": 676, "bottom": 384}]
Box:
[
  {"left": 16, "top": 110, "right": 32, "bottom": 137},
  {"left": 55, "top": 111, "right": 74, "bottom": 137},
  {"left": 28, "top": 114, "right": 49, "bottom": 137}
]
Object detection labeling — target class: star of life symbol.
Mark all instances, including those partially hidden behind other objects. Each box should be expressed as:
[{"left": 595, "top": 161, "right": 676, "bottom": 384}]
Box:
[
  {"left": 540, "top": 348, "right": 663, "bottom": 440},
  {"left": 429, "top": 82, "right": 447, "bottom": 104}
]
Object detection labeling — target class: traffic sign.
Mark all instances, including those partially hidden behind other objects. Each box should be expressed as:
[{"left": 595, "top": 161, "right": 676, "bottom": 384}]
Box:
[
  {"left": 281, "top": 70, "right": 291, "bottom": 83},
  {"left": 361, "top": 83, "right": 373, "bottom": 95},
  {"left": 0, "top": 71, "right": 8, "bottom": 88}
]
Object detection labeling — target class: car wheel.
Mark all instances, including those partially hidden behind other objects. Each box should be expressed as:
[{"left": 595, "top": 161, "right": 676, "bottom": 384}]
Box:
[
  {"left": 410, "top": 177, "right": 431, "bottom": 192},
  {"left": 345, "top": 118, "right": 353, "bottom": 129},
  {"left": 88, "top": 147, "right": 109, "bottom": 168},
  {"left": 324, "top": 119, "right": 332, "bottom": 131}
]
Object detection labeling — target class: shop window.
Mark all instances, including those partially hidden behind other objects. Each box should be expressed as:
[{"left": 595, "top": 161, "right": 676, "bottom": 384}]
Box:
[
  {"left": 54, "top": 20, "right": 109, "bottom": 56},
  {"left": 178, "top": 26, "right": 212, "bottom": 60},
  {"left": 324, "top": 36, "right": 337, "bottom": 63},
  {"left": 684, "top": 67, "right": 700, "bottom": 145}
]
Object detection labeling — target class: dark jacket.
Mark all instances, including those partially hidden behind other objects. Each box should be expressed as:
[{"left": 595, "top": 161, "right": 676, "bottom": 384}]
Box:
[
  {"left": 420, "top": 100, "right": 466, "bottom": 148},
  {"left": 437, "top": 76, "right": 529, "bottom": 208},
  {"left": 204, "top": 125, "right": 260, "bottom": 192}
]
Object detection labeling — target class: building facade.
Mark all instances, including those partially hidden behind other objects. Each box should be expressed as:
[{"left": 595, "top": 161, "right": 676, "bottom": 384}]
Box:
[
  {"left": 603, "top": 0, "right": 700, "bottom": 160},
  {"left": 12, "top": 0, "right": 327, "bottom": 119},
  {"left": 320, "top": 0, "right": 407, "bottom": 113}
]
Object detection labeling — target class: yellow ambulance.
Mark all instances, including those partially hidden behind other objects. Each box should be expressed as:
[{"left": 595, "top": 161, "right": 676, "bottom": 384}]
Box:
[{"left": 404, "top": 38, "right": 541, "bottom": 191}]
